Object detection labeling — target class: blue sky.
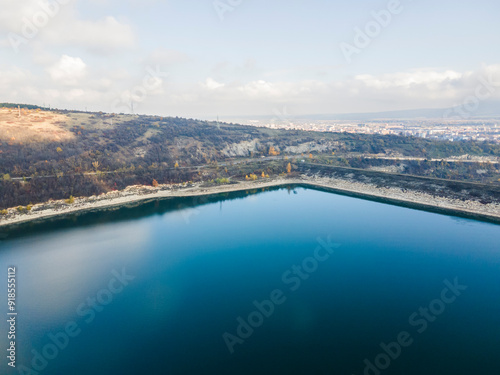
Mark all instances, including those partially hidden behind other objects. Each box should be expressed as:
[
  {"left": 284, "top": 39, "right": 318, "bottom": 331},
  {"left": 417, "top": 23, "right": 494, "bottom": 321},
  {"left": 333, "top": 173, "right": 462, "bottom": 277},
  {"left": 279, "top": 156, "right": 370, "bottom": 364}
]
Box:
[{"left": 1, "top": 0, "right": 500, "bottom": 119}]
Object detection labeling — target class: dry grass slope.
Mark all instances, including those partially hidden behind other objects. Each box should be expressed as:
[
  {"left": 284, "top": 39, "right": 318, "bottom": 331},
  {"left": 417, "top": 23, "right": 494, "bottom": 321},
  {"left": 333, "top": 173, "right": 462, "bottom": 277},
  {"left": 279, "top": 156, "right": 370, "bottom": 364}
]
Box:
[{"left": 0, "top": 107, "right": 74, "bottom": 144}]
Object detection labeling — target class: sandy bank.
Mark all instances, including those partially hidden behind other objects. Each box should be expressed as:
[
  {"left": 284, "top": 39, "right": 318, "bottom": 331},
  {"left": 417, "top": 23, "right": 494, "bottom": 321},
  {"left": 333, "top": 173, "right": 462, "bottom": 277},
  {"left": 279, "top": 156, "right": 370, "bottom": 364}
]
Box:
[{"left": 0, "top": 175, "right": 499, "bottom": 228}]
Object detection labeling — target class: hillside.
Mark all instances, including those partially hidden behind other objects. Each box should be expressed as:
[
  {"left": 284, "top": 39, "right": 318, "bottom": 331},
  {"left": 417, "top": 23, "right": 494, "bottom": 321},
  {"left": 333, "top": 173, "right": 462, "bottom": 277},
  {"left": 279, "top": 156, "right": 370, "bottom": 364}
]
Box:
[{"left": 0, "top": 105, "right": 499, "bottom": 210}]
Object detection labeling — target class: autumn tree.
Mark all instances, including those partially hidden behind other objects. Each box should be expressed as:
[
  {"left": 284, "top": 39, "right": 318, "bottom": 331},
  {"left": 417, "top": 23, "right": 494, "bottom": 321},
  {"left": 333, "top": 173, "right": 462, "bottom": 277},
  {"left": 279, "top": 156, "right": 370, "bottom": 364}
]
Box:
[
  {"left": 174, "top": 161, "right": 179, "bottom": 168},
  {"left": 286, "top": 163, "right": 292, "bottom": 173},
  {"left": 152, "top": 179, "right": 159, "bottom": 187},
  {"left": 268, "top": 146, "right": 279, "bottom": 156}
]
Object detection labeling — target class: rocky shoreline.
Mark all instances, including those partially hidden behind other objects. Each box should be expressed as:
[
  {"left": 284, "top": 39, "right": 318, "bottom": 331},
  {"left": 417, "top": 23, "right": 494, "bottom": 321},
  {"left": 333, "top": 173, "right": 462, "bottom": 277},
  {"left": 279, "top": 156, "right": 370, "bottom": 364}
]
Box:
[
  {"left": 298, "top": 176, "right": 500, "bottom": 223},
  {"left": 0, "top": 175, "right": 499, "bottom": 229}
]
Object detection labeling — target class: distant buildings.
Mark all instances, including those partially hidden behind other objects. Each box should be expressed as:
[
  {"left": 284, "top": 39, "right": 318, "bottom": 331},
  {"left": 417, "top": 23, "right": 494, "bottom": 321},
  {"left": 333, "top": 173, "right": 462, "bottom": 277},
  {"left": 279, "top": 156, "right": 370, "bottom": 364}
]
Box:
[{"left": 246, "top": 118, "right": 500, "bottom": 143}]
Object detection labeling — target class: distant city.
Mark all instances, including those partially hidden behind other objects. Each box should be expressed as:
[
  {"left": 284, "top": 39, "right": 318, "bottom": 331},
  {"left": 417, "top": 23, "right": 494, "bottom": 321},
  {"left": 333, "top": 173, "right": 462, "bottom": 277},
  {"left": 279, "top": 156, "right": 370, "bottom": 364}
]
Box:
[{"left": 237, "top": 118, "right": 500, "bottom": 143}]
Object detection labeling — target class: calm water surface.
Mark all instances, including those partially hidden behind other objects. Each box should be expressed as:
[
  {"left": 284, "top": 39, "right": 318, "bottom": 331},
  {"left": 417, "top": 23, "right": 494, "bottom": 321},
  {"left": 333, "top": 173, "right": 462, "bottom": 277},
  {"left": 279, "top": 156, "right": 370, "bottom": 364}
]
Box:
[{"left": 0, "top": 187, "right": 499, "bottom": 374}]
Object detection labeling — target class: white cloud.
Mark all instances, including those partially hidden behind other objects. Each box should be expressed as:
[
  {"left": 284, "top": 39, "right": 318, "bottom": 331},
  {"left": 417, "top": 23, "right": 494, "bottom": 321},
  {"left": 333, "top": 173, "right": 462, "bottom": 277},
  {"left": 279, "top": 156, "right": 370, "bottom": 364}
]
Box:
[
  {"left": 0, "top": 0, "right": 41, "bottom": 33},
  {"left": 47, "top": 55, "right": 87, "bottom": 85},
  {"left": 355, "top": 70, "right": 463, "bottom": 90},
  {"left": 144, "top": 48, "right": 190, "bottom": 66},
  {"left": 203, "top": 78, "right": 225, "bottom": 90},
  {"left": 0, "top": 1, "right": 136, "bottom": 54},
  {"left": 2, "top": 60, "right": 500, "bottom": 118},
  {"left": 45, "top": 15, "right": 136, "bottom": 53},
  {"left": 66, "top": 88, "right": 86, "bottom": 100},
  {"left": 238, "top": 80, "right": 277, "bottom": 97},
  {"left": 162, "top": 65, "right": 500, "bottom": 117}
]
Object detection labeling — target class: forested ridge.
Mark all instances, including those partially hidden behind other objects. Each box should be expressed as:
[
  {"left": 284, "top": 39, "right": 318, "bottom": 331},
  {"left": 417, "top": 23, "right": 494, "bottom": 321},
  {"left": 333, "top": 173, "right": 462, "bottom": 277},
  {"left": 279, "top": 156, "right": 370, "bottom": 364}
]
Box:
[{"left": 0, "top": 105, "right": 499, "bottom": 209}]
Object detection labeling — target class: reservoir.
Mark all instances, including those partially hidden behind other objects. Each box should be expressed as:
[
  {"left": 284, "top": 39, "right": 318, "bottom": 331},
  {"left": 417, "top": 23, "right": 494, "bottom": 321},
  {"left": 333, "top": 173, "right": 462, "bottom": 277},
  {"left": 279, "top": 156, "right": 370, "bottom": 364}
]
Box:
[{"left": 1, "top": 186, "right": 499, "bottom": 374}]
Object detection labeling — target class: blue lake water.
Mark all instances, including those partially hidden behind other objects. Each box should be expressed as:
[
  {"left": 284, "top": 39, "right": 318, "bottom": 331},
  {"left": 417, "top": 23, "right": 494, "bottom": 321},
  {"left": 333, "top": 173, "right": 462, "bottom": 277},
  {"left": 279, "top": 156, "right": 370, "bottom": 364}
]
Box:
[{"left": 1, "top": 186, "right": 499, "bottom": 374}]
